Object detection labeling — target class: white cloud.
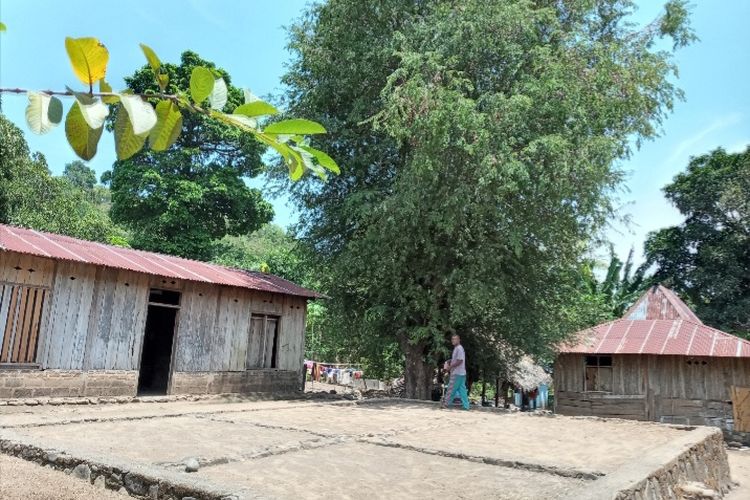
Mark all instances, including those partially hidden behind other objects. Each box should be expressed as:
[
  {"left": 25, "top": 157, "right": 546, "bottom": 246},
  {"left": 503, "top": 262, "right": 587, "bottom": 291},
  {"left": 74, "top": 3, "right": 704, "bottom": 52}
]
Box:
[{"left": 665, "top": 112, "right": 743, "bottom": 167}]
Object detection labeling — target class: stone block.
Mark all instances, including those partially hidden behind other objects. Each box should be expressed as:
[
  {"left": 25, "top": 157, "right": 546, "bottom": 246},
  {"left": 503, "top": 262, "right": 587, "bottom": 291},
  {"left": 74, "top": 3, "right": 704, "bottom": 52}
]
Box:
[{"left": 3, "top": 377, "right": 24, "bottom": 388}]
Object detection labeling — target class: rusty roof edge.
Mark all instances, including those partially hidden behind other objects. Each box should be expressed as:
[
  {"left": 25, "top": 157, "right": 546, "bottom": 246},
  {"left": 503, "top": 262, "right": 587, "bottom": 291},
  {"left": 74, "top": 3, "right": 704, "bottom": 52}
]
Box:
[{"left": 0, "top": 223, "right": 322, "bottom": 299}]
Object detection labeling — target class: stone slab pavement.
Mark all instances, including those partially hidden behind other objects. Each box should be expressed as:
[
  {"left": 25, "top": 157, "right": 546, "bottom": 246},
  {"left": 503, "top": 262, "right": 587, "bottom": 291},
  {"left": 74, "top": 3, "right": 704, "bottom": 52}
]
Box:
[{"left": 0, "top": 398, "right": 733, "bottom": 499}]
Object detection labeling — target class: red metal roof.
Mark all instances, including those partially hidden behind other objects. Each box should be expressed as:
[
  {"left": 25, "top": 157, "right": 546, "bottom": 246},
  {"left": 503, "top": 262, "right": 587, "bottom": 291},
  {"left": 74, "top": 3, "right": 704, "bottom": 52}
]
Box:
[
  {"left": 0, "top": 224, "right": 322, "bottom": 299},
  {"left": 560, "top": 319, "right": 750, "bottom": 357},
  {"left": 560, "top": 285, "right": 750, "bottom": 358}
]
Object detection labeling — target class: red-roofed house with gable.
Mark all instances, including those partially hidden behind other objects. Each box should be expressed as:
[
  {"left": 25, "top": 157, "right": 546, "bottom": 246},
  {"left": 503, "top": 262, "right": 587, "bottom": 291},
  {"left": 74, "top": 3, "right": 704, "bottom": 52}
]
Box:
[
  {"left": 555, "top": 285, "right": 750, "bottom": 435},
  {"left": 0, "top": 224, "right": 322, "bottom": 399}
]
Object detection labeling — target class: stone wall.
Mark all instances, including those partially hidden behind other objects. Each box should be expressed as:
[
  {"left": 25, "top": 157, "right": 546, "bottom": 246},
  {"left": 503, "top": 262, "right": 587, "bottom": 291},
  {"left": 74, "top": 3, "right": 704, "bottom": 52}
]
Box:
[
  {"left": 170, "top": 369, "right": 301, "bottom": 395},
  {"left": 0, "top": 370, "right": 137, "bottom": 399},
  {"left": 0, "top": 369, "right": 301, "bottom": 399},
  {"left": 574, "top": 426, "right": 732, "bottom": 500}
]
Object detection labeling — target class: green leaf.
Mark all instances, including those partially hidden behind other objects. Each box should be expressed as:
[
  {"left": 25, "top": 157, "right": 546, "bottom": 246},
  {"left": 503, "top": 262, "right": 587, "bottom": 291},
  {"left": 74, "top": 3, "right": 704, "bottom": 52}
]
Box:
[
  {"left": 114, "top": 104, "right": 148, "bottom": 160},
  {"left": 65, "top": 101, "right": 103, "bottom": 160},
  {"left": 234, "top": 101, "right": 278, "bottom": 118},
  {"left": 300, "top": 145, "right": 340, "bottom": 174},
  {"left": 190, "top": 67, "right": 214, "bottom": 104},
  {"left": 294, "top": 145, "right": 327, "bottom": 180},
  {"left": 149, "top": 100, "right": 183, "bottom": 151},
  {"left": 208, "top": 78, "right": 228, "bottom": 110},
  {"left": 120, "top": 95, "right": 157, "bottom": 135},
  {"left": 223, "top": 113, "right": 258, "bottom": 130},
  {"left": 264, "top": 119, "right": 326, "bottom": 135},
  {"left": 64, "top": 37, "right": 109, "bottom": 86},
  {"left": 139, "top": 43, "right": 161, "bottom": 72},
  {"left": 140, "top": 43, "right": 168, "bottom": 91},
  {"left": 99, "top": 80, "right": 119, "bottom": 104},
  {"left": 25, "top": 92, "right": 58, "bottom": 134},
  {"left": 48, "top": 97, "right": 63, "bottom": 125},
  {"left": 263, "top": 138, "right": 305, "bottom": 180},
  {"left": 0, "top": 22, "right": 6, "bottom": 32}
]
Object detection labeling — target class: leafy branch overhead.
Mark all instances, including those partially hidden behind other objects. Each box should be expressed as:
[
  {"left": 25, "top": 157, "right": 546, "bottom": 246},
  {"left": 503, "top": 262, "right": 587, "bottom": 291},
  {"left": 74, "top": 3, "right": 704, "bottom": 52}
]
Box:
[{"left": 5, "top": 37, "right": 339, "bottom": 181}]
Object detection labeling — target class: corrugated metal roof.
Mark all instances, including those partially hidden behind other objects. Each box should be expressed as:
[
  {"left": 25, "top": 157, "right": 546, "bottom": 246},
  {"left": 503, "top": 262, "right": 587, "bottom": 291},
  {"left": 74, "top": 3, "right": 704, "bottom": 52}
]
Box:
[
  {"left": 624, "top": 285, "right": 702, "bottom": 323},
  {"left": 0, "top": 224, "right": 323, "bottom": 299},
  {"left": 559, "top": 319, "right": 750, "bottom": 357},
  {"left": 560, "top": 285, "right": 750, "bottom": 358}
]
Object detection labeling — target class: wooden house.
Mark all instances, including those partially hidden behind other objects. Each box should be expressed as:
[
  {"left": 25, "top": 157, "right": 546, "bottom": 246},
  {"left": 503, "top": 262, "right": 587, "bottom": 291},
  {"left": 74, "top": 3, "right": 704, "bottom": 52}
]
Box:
[
  {"left": 555, "top": 285, "right": 750, "bottom": 434},
  {"left": 0, "top": 224, "right": 321, "bottom": 399}
]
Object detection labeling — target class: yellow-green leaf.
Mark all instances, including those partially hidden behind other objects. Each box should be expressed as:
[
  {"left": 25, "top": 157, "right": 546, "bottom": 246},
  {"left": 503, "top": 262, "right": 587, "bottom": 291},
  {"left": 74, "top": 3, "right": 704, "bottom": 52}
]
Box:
[
  {"left": 149, "top": 100, "right": 183, "bottom": 151},
  {"left": 140, "top": 43, "right": 168, "bottom": 91},
  {"left": 25, "top": 92, "right": 57, "bottom": 135},
  {"left": 234, "top": 101, "right": 278, "bottom": 117},
  {"left": 300, "top": 145, "right": 340, "bottom": 175},
  {"left": 190, "top": 67, "right": 214, "bottom": 104},
  {"left": 65, "top": 37, "right": 109, "bottom": 86},
  {"left": 139, "top": 43, "right": 161, "bottom": 72},
  {"left": 99, "top": 80, "right": 119, "bottom": 104},
  {"left": 0, "top": 22, "right": 6, "bottom": 32},
  {"left": 65, "top": 101, "right": 103, "bottom": 160},
  {"left": 264, "top": 119, "right": 326, "bottom": 135},
  {"left": 114, "top": 105, "right": 148, "bottom": 160}
]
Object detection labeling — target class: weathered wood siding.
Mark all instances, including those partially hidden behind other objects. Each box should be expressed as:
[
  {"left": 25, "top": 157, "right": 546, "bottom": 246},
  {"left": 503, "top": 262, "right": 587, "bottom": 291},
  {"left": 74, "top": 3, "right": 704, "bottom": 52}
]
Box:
[
  {"left": 173, "top": 286, "right": 307, "bottom": 373},
  {"left": 31, "top": 261, "right": 149, "bottom": 371},
  {"left": 1, "top": 250, "right": 309, "bottom": 386},
  {"left": 555, "top": 353, "right": 750, "bottom": 425}
]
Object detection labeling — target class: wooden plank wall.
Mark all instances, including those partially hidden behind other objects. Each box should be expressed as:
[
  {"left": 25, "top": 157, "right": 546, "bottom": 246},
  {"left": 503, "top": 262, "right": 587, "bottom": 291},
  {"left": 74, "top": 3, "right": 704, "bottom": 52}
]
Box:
[
  {"left": 82, "top": 268, "right": 150, "bottom": 370},
  {"left": 38, "top": 260, "right": 149, "bottom": 371},
  {"left": 173, "top": 286, "right": 307, "bottom": 373},
  {"left": 555, "top": 353, "right": 750, "bottom": 424},
  {"left": 1, "top": 251, "right": 308, "bottom": 375}
]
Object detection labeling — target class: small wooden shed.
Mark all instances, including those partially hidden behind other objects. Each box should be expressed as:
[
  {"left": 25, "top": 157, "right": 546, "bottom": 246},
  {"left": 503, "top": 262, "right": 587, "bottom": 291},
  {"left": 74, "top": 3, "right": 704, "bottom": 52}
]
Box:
[
  {"left": 0, "top": 223, "right": 321, "bottom": 399},
  {"left": 555, "top": 285, "right": 750, "bottom": 433}
]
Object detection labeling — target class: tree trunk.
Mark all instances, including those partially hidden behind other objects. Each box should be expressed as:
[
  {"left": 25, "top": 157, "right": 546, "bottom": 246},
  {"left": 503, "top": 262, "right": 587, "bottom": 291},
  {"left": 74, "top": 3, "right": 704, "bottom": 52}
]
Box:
[
  {"left": 494, "top": 377, "right": 500, "bottom": 408},
  {"left": 403, "top": 340, "right": 433, "bottom": 400}
]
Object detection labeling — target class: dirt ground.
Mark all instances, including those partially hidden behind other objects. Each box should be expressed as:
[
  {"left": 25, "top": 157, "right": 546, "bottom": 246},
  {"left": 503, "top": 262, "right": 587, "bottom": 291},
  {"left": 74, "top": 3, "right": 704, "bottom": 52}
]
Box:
[
  {"left": 0, "top": 454, "right": 129, "bottom": 500},
  {"left": 726, "top": 449, "right": 750, "bottom": 499},
  {"left": 0, "top": 398, "right": 735, "bottom": 499}
]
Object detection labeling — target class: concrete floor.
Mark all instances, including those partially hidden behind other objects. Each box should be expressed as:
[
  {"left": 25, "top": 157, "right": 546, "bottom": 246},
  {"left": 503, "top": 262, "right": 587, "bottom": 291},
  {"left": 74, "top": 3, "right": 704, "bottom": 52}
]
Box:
[{"left": 0, "top": 398, "right": 734, "bottom": 499}]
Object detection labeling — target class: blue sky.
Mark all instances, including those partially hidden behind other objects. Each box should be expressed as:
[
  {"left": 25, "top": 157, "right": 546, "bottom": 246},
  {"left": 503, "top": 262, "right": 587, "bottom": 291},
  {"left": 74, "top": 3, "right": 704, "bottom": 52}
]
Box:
[{"left": 1, "top": 0, "right": 748, "bottom": 267}]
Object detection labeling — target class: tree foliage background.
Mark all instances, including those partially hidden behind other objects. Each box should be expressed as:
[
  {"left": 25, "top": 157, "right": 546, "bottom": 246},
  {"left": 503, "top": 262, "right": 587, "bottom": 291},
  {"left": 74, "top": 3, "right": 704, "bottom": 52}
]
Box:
[
  {"left": 278, "top": 0, "right": 694, "bottom": 397},
  {"left": 106, "top": 52, "right": 274, "bottom": 260},
  {"left": 645, "top": 147, "right": 750, "bottom": 337}
]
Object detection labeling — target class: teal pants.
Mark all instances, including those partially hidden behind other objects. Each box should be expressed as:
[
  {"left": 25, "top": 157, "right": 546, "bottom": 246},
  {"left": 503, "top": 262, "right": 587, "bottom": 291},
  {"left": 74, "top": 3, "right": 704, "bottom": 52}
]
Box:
[{"left": 443, "top": 374, "right": 470, "bottom": 410}]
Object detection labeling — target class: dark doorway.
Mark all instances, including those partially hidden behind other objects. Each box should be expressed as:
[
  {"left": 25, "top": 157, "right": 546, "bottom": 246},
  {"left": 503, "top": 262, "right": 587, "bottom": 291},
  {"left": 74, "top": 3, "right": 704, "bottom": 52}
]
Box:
[{"left": 137, "top": 304, "right": 178, "bottom": 395}]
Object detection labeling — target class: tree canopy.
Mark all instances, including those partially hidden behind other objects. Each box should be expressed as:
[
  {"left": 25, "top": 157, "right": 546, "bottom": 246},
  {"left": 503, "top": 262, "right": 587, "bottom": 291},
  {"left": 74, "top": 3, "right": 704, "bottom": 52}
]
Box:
[
  {"left": 0, "top": 115, "right": 125, "bottom": 244},
  {"left": 645, "top": 147, "right": 750, "bottom": 336},
  {"left": 106, "top": 52, "right": 274, "bottom": 260},
  {"left": 279, "top": 0, "right": 694, "bottom": 397}
]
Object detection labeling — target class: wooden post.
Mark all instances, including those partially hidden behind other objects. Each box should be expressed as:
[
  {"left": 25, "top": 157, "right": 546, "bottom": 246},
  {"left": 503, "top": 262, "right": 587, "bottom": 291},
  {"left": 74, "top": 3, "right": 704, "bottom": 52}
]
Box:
[{"left": 494, "top": 376, "right": 500, "bottom": 407}]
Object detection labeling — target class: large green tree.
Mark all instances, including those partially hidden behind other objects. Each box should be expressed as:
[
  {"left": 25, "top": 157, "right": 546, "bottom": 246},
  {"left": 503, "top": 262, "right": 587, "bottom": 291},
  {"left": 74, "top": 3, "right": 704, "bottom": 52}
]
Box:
[
  {"left": 107, "top": 52, "right": 273, "bottom": 260},
  {"left": 645, "top": 147, "right": 750, "bottom": 336},
  {"left": 279, "top": 0, "right": 694, "bottom": 398},
  {"left": 211, "top": 224, "right": 305, "bottom": 284},
  {"left": 0, "top": 115, "right": 125, "bottom": 244}
]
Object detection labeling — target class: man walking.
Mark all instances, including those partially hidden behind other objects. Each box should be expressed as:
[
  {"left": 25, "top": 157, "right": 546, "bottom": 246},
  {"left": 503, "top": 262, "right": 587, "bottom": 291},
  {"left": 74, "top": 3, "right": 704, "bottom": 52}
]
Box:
[{"left": 442, "top": 334, "right": 470, "bottom": 410}]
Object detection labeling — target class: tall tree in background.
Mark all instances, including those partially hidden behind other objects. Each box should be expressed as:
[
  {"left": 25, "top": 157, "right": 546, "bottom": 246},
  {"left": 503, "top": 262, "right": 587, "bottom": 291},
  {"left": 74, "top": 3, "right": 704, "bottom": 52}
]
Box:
[
  {"left": 62, "top": 161, "right": 97, "bottom": 191},
  {"left": 280, "top": 0, "right": 694, "bottom": 398},
  {"left": 0, "top": 115, "right": 125, "bottom": 244},
  {"left": 107, "top": 52, "right": 273, "bottom": 260},
  {"left": 645, "top": 147, "right": 750, "bottom": 336}
]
